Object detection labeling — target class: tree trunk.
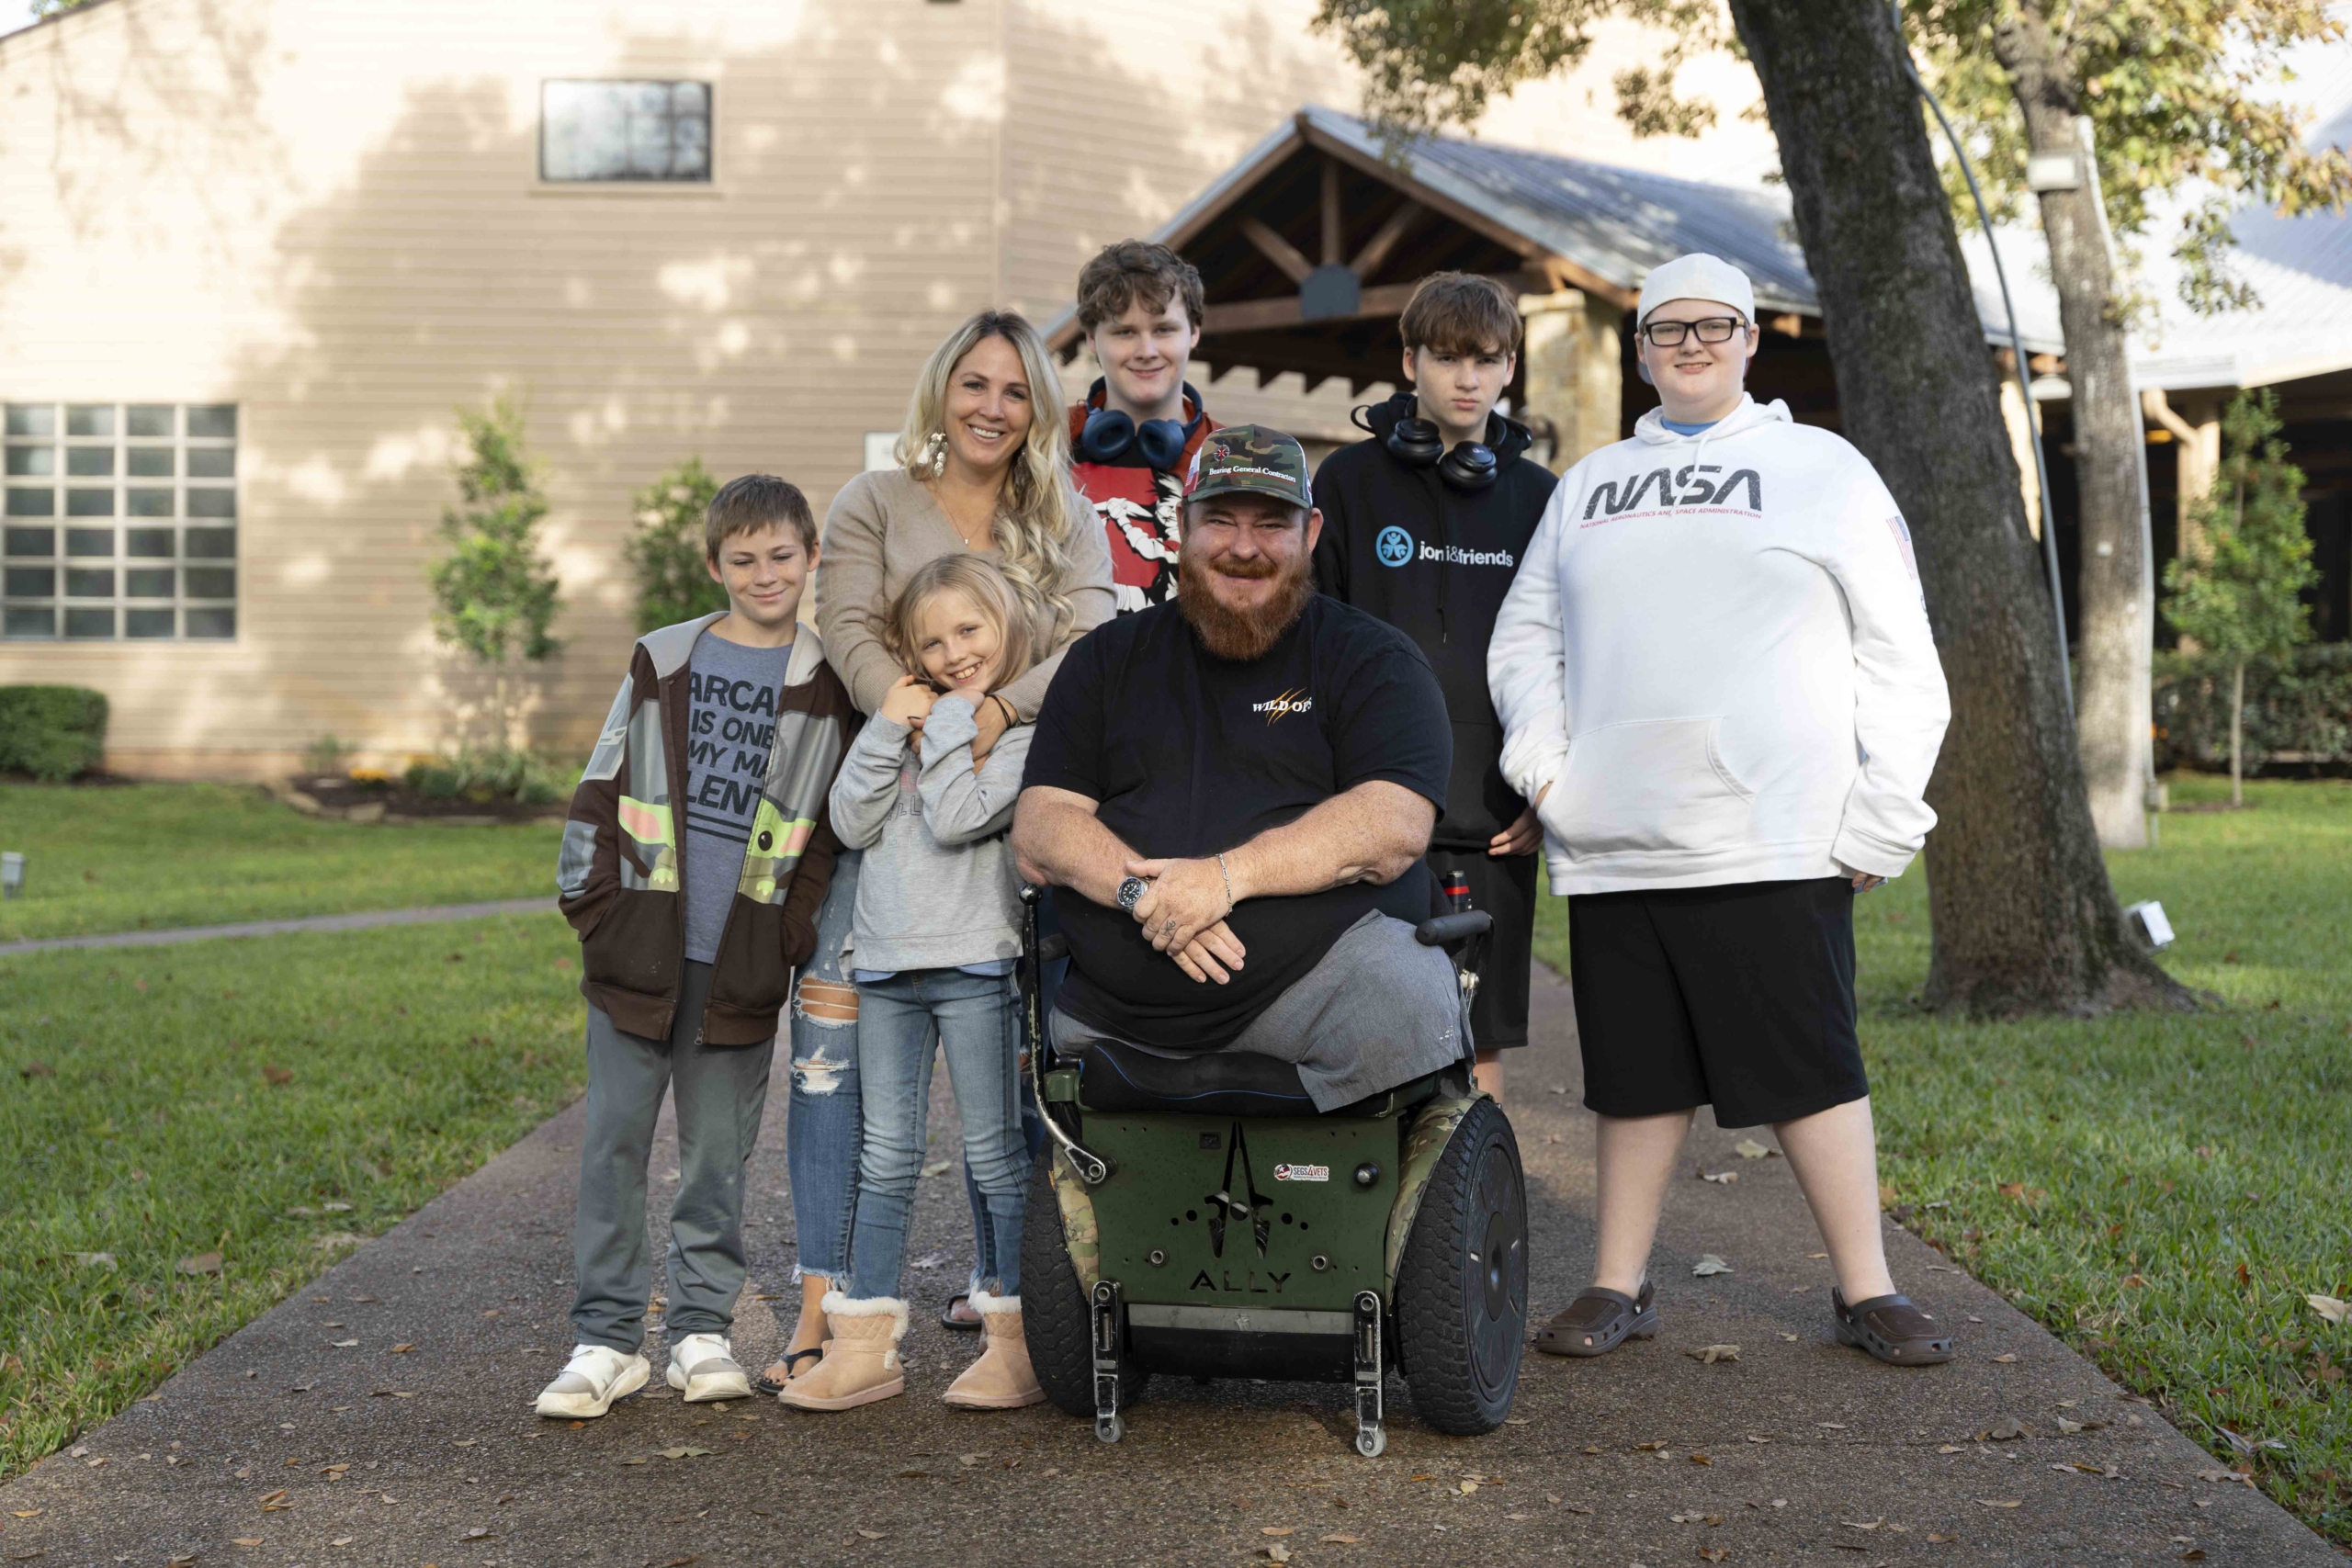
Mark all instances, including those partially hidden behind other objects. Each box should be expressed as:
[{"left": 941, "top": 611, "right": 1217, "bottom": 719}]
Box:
[
  {"left": 1991, "top": 7, "right": 2150, "bottom": 851},
  {"left": 1724, "top": 0, "right": 2185, "bottom": 1012},
  {"left": 2230, "top": 660, "right": 2245, "bottom": 807}
]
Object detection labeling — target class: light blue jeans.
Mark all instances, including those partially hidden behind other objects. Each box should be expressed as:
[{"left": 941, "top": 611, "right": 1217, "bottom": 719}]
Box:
[
  {"left": 785, "top": 849, "right": 861, "bottom": 1286},
  {"left": 847, "top": 967, "right": 1026, "bottom": 1302}
]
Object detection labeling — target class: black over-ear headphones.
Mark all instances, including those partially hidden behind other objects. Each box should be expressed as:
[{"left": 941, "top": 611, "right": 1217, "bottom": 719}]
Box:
[
  {"left": 1364, "top": 405, "right": 1500, "bottom": 491},
  {"left": 1079, "top": 381, "right": 1205, "bottom": 470}
]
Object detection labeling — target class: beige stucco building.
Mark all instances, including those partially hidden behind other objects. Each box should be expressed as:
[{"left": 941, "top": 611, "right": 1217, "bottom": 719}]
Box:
[{"left": 0, "top": 0, "right": 1782, "bottom": 777}]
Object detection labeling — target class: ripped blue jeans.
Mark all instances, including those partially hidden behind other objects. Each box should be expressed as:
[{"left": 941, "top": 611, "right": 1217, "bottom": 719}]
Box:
[{"left": 786, "top": 848, "right": 861, "bottom": 1286}]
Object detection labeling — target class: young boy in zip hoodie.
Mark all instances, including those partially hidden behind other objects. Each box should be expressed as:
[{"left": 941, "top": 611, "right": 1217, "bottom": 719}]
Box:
[
  {"left": 1313, "top": 273, "right": 1557, "bottom": 1100},
  {"left": 1488, "top": 254, "right": 1956, "bottom": 1369},
  {"left": 537, "top": 475, "right": 856, "bottom": 1419}
]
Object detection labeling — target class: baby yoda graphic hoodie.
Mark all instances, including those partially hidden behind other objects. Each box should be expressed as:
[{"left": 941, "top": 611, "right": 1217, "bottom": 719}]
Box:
[{"left": 1487, "top": 394, "right": 1951, "bottom": 897}]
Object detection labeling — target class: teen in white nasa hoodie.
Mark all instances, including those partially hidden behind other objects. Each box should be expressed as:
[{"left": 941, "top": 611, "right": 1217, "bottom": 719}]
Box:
[{"left": 1487, "top": 390, "right": 1950, "bottom": 894}]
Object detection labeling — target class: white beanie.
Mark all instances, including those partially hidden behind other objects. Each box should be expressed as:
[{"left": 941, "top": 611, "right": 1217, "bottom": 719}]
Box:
[{"left": 1636, "top": 253, "right": 1756, "bottom": 325}]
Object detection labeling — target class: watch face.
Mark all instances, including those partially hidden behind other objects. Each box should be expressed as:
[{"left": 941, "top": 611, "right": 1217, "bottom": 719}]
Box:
[{"left": 1117, "top": 875, "right": 1146, "bottom": 912}]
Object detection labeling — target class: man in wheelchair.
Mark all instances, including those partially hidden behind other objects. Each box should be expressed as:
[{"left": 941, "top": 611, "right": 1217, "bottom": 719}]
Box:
[{"left": 1012, "top": 424, "right": 1469, "bottom": 1109}]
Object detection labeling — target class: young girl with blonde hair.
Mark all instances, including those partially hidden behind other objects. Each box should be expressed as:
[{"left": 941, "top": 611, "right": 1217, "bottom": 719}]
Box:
[{"left": 782, "top": 555, "right": 1044, "bottom": 1411}]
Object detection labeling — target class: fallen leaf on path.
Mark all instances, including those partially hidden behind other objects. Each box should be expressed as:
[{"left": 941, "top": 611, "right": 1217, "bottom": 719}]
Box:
[
  {"left": 1700, "top": 1550, "right": 1729, "bottom": 1563},
  {"left": 8, "top": 1511, "right": 40, "bottom": 1519},
  {"left": 332, "top": 1339, "right": 358, "bottom": 1348},
  {"left": 1688, "top": 1345, "right": 1739, "bottom": 1364},
  {"left": 1779, "top": 1333, "right": 1799, "bottom": 1341},
  {"left": 1692, "top": 1255, "right": 1734, "bottom": 1277},
  {"left": 1701, "top": 1171, "right": 1737, "bottom": 1184},
  {"left": 1939, "top": 1444, "right": 1964, "bottom": 1453},
  {"left": 1261, "top": 1546, "right": 1291, "bottom": 1562},
  {"left": 921, "top": 1162, "right": 951, "bottom": 1178},
  {"left": 855, "top": 1530, "right": 885, "bottom": 1540},
  {"left": 1318, "top": 1533, "right": 1363, "bottom": 1544},
  {"left": 1634, "top": 1440, "right": 1668, "bottom": 1451},
  {"left": 1976, "top": 1498, "right": 2021, "bottom": 1508},
  {"left": 1989, "top": 1354, "right": 2018, "bottom": 1364},
  {"left": 1747, "top": 1435, "right": 1771, "bottom": 1444},
  {"left": 330, "top": 1539, "right": 354, "bottom": 1548},
  {"left": 460, "top": 1528, "right": 491, "bottom": 1540},
  {"left": 658, "top": 1447, "right": 715, "bottom": 1460},
  {"left": 232, "top": 1540, "right": 264, "bottom": 1549},
  {"left": 256, "top": 1490, "right": 287, "bottom": 1506},
  {"left": 1457, "top": 1481, "right": 1477, "bottom": 1494},
  {"left": 910, "top": 1253, "right": 944, "bottom": 1269},
  {"left": 322, "top": 1201, "right": 352, "bottom": 1213},
  {"left": 391, "top": 1344, "right": 415, "bottom": 1354},
  {"left": 177, "top": 1252, "right": 222, "bottom": 1276},
  {"left": 1690, "top": 1453, "right": 1713, "bottom": 1465},
  {"left": 1733, "top": 1139, "right": 1776, "bottom": 1159},
  {"left": 1842, "top": 1519, "right": 1882, "bottom": 1530},
  {"left": 2180, "top": 1551, "right": 2207, "bottom": 1562},
  {"left": 1262, "top": 1527, "right": 1296, "bottom": 1536},
  {"left": 2305, "top": 1294, "right": 2349, "bottom": 1325},
  {"left": 1817, "top": 1422, "right": 1848, "bottom": 1430},
  {"left": 1987, "top": 1419, "right": 2027, "bottom": 1440}
]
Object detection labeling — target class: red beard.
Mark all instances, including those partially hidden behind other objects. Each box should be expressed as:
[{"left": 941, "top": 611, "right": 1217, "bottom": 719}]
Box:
[{"left": 1177, "top": 542, "right": 1312, "bottom": 661}]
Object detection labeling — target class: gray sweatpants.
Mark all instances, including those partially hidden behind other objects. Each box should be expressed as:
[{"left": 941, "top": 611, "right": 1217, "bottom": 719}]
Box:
[
  {"left": 571, "top": 960, "right": 775, "bottom": 1354},
  {"left": 1052, "top": 912, "right": 1471, "bottom": 1111}
]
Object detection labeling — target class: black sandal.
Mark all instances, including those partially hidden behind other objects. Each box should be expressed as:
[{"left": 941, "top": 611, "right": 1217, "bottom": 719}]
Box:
[
  {"left": 752, "top": 1347, "right": 823, "bottom": 1396},
  {"left": 939, "top": 1292, "right": 981, "bottom": 1332},
  {"left": 1833, "top": 1289, "right": 1955, "bottom": 1366},
  {"left": 1534, "top": 1280, "right": 1658, "bottom": 1358}
]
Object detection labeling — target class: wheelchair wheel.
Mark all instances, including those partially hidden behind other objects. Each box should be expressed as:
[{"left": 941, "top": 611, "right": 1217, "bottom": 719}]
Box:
[
  {"left": 1394, "top": 1098, "right": 1527, "bottom": 1434},
  {"left": 1020, "top": 1152, "right": 1148, "bottom": 1419}
]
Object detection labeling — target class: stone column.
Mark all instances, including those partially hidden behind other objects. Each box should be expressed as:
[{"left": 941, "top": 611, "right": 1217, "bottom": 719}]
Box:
[{"left": 1518, "top": 288, "right": 1623, "bottom": 473}]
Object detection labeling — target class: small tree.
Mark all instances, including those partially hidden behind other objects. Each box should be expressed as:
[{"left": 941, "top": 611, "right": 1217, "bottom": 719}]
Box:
[
  {"left": 428, "top": 396, "right": 561, "bottom": 743},
  {"left": 2163, "top": 389, "right": 2318, "bottom": 805},
  {"left": 623, "top": 457, "right": 727, "bottom": 633}
]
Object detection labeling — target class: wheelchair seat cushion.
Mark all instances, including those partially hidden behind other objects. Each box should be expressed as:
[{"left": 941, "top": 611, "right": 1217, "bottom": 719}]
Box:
[{"left": 1076, "top": 1042, "right": 1317, "bottom": 1118}]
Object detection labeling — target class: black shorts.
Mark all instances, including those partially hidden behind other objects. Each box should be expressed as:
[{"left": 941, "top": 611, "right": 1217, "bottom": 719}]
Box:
[
  {"left": 1567, "top": 876, "right": 1864, "bottom": 1129},
  {"left": 1425, "top": 847, "right": 1538, "bottom": 1051}
]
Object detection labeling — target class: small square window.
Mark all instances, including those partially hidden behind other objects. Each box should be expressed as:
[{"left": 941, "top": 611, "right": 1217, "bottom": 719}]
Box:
[
  {"left": 187, "top": 406, "right": 237, "bottom": 439},
  {"left": 6, "top": 405, "right": 55, "bottom": 437},
  {"left": 128, "top": 446, "right": 175, "bottom": 477},
  {"left": 66, "top": 489, "right": 117, "bottom": 517},
  {"left": 186, "top": 527, "right": 236, "bottom": 559},
  {"left": 65, "top": 447, "right": 115, "bottom": 477},
  {"left": 127, "top": 405, "right": 175, "bottom": 438},
  {"left": 127, "top": 488, "right": 175, "bottom": 517},
  {"left": 4, "top": 527, "right": 53, "bottom": 556},
  {"left": 125, "top": 607, "right": 175, "bottom": 638},
  {"left": 6, "top": 489, "right": 56, "bottom": 517},
  {"left": 126, "top": 527, "right": 175, "bottom": 558},
  {"left": 186, "top": 605, "right": 235, "bottom": 639},
  {"left": 4, "top": 446, "right": 53, "bottom": 477},
  {"left": 66, "top": 528, "right": 115, "bottom": 557},
  {"left": 3, "top": 604, "right": 56, "bottom": 637},
  {"left": 4, "top": 567, "right": 55, "bottom": 596},
  {"left": 186, "top": 566, "right": 236, "bottom": 599},
  {"left": 64, "top": 606, "right": 116, "bottom": 637},
  {"left": 187, "top": 487, "right": 236, "bottom": 519},
  {"left": 66, "top": 405, "right": 115, "bottom": 438},
  {"left": 542, "top": 79, "right": 712, "bottom": 182},
  {"left": 187, "top": 447, "right": 235, "bottom": 479},
  {"left": 127, "top": 567, "right": 175, "bottom": 598},
  {"left": 65, "top": 567, "right": 115, "bottom": 597}
]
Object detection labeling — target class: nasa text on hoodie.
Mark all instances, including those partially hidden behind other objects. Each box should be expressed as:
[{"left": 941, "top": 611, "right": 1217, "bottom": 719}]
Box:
[{"left": 1486, "top": 394, "right": 1951, "bottom": 896}]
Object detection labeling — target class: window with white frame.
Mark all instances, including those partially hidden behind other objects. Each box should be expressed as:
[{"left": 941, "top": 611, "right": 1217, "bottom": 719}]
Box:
[
  {"left": 2, "top": 403, "right": 239, "bottom": 642},
  {"left": 540, "top": 81, "right": 711, "bottom": 183}
]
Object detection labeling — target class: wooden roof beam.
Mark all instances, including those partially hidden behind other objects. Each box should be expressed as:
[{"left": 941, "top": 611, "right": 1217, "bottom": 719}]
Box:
[
  {"left": 1349, "top": 199, "right": 1424, "bottom": 280},
  {"left": 1239, "top": 217, "right": 1315, "bottom": 285}
]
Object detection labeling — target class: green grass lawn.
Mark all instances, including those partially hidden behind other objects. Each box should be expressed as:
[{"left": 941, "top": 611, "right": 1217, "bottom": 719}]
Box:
[
  {"left": 0, "top": 781, "right": 562, "bottom": 942},
  {"left": 1534, "top": 773, "right": 2352, "bottom": 1545},
  {"left": 0, "top": 914, "right": 584, "bottom": 1482}
]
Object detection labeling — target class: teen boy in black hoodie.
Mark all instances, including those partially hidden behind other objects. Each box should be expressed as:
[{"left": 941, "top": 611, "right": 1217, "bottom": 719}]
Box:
[{"left": 1312, "top": 273, "right": 1557, "bottom": 1099}]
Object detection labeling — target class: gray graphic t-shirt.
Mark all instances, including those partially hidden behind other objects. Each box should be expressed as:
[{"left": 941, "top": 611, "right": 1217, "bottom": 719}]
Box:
[{"left": 682, "top": 629, "right": 793, "bottom": 964}]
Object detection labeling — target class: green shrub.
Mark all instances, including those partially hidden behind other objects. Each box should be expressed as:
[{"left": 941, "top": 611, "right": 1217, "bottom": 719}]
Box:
[
  {"left": 624, "top": 456, "right": 728, "bottom": 634},
  {"left": 401, "top": 746, "right": 575, "bottom": 806},
  {"left": 2154, "top": 645, "right": 2352, "bottom": 773},
  {"left": 0, "top": 685, "right": 108, "bottom": 781}
]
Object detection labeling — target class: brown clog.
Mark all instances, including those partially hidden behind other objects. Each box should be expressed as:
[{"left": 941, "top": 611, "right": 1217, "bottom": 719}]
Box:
[
  {"left": 1833, "top": 1289, "right": 1955, "bottom": 1366},
  {"left": 1534, "top": 1279, "right": 1658, "bottom": 1358}
]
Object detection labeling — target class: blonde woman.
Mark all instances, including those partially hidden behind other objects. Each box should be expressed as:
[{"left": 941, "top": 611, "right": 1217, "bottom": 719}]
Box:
[{"left": 763, "top": 310, "right": 1113, "bottom": 1393}]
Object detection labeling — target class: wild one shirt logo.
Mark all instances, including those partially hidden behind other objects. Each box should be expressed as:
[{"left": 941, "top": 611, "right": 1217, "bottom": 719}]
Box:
[
  {"left": 1581, "top": 463, "right": 1765, "bottom": 524},
  {"left": 1251, "top": 688, "right": 1313, "bottom": 724}
]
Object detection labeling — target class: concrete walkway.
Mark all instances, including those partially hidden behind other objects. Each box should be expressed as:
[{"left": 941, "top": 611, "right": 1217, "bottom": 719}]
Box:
[
  {"left": 0, "top": 898, "right": 552, "bottom": 957},
  {"left": 1, "top": 965, "right": 2333, "bottom": 1566}
]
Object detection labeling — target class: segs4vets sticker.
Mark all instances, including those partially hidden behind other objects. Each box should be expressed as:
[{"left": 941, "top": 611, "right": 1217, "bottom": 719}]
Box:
[{"left": 1272, "top": 1163, "right": 1329, "bottom": 1182}]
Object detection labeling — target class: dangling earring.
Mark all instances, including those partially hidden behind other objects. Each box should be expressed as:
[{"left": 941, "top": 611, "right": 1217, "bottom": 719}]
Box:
[{"left": 921, "top": 430, "right": 948, "bottom": 476}]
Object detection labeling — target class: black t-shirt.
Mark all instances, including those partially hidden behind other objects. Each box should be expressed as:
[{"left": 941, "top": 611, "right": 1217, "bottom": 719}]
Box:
[{"left": 1022, "top": 594, "right": 1452, "bottom": 1051}]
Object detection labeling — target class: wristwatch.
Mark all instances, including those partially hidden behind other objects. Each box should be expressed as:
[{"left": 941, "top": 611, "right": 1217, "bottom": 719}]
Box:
[{"left": 1116, "top": 875, "right": 1148, "bottom": 913}]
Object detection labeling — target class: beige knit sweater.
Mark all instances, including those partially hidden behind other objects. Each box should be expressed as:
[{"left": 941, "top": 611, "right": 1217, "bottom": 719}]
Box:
[{"left": 815, "top": 467, "right": 1115, "bottom": 719}]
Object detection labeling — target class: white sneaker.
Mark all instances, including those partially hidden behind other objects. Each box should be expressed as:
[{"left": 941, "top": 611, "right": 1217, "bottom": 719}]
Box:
[
  {"left": 667, "top": 1332, "right": 752, "bottom": 1403},
  {"left": 534, "top": 1344, "right": 650, "bottom": 1419}
]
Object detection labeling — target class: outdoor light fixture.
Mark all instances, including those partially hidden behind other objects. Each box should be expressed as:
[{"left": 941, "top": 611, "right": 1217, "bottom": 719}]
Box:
[
  {"left": 1, "top": 852, "right": 22, "bottom": 899},
  {"left": 2123, "top": 899, "right": 2174, "bottom": 951}
]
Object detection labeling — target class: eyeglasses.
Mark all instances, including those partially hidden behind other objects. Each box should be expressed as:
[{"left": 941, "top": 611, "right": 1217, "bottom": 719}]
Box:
[{"left": 1638, "top": 316, "right": 1747, "bottom": 347}]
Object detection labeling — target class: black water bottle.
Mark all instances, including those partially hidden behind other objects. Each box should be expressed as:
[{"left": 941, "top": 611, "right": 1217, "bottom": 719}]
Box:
[{"left": 1442, "top": 869, "right": 1472, "bottom": 914}]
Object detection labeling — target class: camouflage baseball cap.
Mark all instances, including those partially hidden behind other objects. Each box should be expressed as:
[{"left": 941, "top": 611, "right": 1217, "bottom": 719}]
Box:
[{"left": 1182, "top": 424, "right": 1313, "bottom": 510}]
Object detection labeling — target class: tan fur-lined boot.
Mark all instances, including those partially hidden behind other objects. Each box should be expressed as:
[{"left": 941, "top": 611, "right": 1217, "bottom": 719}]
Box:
[
  {"left": 942, "top": 1291, "right": 1046, "bottom": 1409},
  {"left": 776, "top": 1293, "right": 907, "bottom": 1411}
]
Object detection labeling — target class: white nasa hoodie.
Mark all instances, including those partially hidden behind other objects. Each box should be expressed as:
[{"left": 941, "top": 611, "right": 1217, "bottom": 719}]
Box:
[{"left": 1487, "top": 394, "right": 1951, "bottom": 896}]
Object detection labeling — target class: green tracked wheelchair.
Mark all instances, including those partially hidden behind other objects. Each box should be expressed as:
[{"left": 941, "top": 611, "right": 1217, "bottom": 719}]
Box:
[{"left": 1013, "top": 886, "right": 1528, "bottom": 1457}]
